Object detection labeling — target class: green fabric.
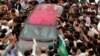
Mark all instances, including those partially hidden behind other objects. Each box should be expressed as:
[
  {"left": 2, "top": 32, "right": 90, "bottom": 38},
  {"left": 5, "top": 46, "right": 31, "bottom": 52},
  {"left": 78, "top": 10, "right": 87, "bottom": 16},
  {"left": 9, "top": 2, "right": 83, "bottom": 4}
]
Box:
[
  {"left": 57, "top": 36, "right": 68, "bottom": 56},
  {"left": 48, "top": 43, "right": 53, "bottom": 49},
  {"left": 3, "top": 43, "right": 8, "bottom": 49},
  {"left": 0, "top": 0, "right": 3, "bottom": 3}
]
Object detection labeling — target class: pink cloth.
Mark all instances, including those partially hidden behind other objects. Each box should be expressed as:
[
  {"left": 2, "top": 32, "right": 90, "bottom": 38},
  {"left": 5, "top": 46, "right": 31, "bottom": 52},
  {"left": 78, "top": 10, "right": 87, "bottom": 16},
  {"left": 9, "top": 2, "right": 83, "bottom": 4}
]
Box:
[{"left": 28, "top": 4, "right": 58, "bottom": 25}]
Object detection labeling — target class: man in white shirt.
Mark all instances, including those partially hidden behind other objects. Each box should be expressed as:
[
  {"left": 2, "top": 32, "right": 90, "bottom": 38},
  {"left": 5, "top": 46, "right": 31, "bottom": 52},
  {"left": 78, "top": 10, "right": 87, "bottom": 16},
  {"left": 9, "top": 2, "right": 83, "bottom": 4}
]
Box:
[
  {"left": 78, "top": 46, "right": 87, "bottom": 56},
  {"left": 79, "top": 11, "right": 91, "bottom": 26}
]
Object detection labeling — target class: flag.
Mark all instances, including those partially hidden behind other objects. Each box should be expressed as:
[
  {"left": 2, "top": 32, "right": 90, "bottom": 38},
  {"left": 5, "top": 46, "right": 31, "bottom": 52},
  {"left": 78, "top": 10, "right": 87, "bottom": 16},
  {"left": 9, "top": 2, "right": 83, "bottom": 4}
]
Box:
[
  {"left": 57, "top": 35, "right": 68, "bottom": 56},
  {"left": 19, "top": 4, "right": 63, "bottom": 41}
]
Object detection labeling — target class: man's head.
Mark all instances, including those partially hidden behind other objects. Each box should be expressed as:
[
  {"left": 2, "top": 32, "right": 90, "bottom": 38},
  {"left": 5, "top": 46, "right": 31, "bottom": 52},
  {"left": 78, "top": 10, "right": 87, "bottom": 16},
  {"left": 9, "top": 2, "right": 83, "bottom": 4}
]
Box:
[
  {"left": 24, "top": 50, "right": 31, "bottom": 56},
  {"left": 71, "top": 47, "right": 77, "bottom": 54},
  {"left": 41, "top": 47, "right": 47, "bottom": 53},
  {"left": 80, "top": 46, "right": 86, "bottom": 53},
  {"left": 83, "top": 11, "right": 88, "bottom": 18}
]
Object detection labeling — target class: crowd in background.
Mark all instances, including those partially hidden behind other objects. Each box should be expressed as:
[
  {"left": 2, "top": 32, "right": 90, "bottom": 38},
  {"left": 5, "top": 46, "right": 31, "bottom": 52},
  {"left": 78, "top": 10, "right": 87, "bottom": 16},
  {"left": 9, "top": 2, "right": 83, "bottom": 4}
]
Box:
[
  {"left": 0, "top": 0, "right": 38, "bottom": 56},
  {"left": 0, "top": 0, "right": 100, "bottom": 56},
  {"left": 57, "top": 0, "right": 100, "bottom": 56}
]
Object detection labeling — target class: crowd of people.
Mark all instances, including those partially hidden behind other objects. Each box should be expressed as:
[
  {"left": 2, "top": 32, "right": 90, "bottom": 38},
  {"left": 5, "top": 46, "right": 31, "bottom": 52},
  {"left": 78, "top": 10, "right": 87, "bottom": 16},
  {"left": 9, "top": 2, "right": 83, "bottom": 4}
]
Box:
[
  {"left": 0, "top": 0, "right": 38, "bottom": 56},
  {"left": 0, "top": 0, "right": 100, "bottom": 56},
  {"left": 57, "top": 0, "right": 100, "bottom": 56}
]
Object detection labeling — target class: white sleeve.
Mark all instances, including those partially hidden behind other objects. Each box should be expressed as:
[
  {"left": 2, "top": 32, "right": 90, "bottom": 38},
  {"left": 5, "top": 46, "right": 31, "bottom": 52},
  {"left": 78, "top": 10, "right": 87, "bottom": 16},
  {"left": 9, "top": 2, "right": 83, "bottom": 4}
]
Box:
[{"left": 18, "top": 49, "right": 24, "bottom": 56}]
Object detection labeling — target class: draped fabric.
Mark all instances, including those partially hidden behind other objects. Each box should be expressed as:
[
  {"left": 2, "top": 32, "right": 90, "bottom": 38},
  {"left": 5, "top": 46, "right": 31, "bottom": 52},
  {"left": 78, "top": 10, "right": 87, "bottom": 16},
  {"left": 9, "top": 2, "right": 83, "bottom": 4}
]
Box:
[
  {"left": 28, "top": 4, "right": 58, "bottom": 25},
  {"left": 57, "top": 35, "right": 68, "bottom": 56},
  {"left": 19, "top": 4, "right": 63, "bottom": 41},
  {"left": 20, "top": 24, "right": 57, "bottom": 41}
]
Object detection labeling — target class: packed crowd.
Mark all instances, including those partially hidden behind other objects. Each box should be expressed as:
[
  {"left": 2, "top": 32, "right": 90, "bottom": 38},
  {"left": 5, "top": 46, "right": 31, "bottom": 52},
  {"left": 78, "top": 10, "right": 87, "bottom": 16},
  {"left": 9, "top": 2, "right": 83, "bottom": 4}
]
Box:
[
  {"left": 57, "top": 0, "right": 100, "bottom": 56},
  {"left": 0, "top": 0, "right": 38, "bottom": 56},
  {"left": 0, "top": 0, "right": 100, "bottom": 56}
]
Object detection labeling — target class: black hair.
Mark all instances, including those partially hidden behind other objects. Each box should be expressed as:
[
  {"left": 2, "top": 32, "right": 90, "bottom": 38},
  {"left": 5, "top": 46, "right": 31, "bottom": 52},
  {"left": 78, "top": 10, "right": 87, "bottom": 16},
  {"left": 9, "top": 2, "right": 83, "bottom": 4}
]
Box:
[
  {"left": 0, "top": 13, "right": 4, "bottom": 18},
  {"left": 41, "top": 49, "right": 46, "bottom": 53},
  {"left": 90, "top": 12, "right": 96, "bottom": 15},
  {"left": 72, "top": 47, "right": 77, "bottom": 53},
  {"left": 65, "top": 23, "right": 70, "bottom": 28},
  {"left": 33, "top": 1, "right": 38, "bottom": 5},
  {"left": 83, "top": 11, "right": 88, "bottom": 15},
  {"left": 94, "top": 34, "right": 98, "bottom": 39},
  {"left": 82, "top": 5, "right": 88, "bottom": 10},
  {"left": 87, "top": 42, "right": 93, "bottom": 49},
  {"left": 74, "top": 31, "right": 80, "bottom": 40},
  {"left": 11, "top": 8, "right": 15, "bottom": 13},
  {"left": 81, "top": 19, "right": 86, "bottom": 23},
  {"left": 69, "top": 41, "right": 74, "bottom": 47},
  {"left": 24, "top": 50, "right": 31, "bottom": 56},
  {"left": 2, "top": 29, "right": 7, "bottom": 34},
  {"left": 50, "top": 0, "right": 58, "bottom": 4},
  {"left": 97, "top": 46, "right": 100, "bottom": 54},
  {"left": 28, "top": 1, "right": 33, "bottom": 4},
  {"left": 77, "top": 42, "right": 83, "bottom": 49},
  {"left": 0, "top": 33, "right": 5, "bottom": 38},
  {"left": 48, "top": 50, "right": 54, "bottom": 56},
  {"left": 80, "top": 46, "right": 86, "bottom": 53},
  {"left": 85, "top": 26, "right": 89, "bottom": 31},
  {"left": 89, "top": 50, "right": 94, "bottom": 55}
]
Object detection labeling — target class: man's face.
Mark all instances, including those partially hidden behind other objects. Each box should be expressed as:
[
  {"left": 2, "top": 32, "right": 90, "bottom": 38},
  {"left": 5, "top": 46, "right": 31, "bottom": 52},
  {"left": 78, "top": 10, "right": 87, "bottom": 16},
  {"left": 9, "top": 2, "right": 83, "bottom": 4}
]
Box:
[
  {"left": 67, "top": 31, "right": 72, "bottom": 36},
  {"left": 16, "top": 1, "right": 20, "bottom": 4},
  {"left": 83, "top": 13, "right": 87, "bottom": 18}
]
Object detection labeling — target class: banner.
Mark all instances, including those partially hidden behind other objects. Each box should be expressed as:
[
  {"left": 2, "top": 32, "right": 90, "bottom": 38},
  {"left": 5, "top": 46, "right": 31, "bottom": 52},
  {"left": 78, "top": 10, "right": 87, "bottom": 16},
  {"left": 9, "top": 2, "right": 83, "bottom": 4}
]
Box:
[
  {"left": 19, "top": 4, "right": 63, "bottom": 41},
  {"left": 57, "top": 35, "right": 68, "bottom": 56}
]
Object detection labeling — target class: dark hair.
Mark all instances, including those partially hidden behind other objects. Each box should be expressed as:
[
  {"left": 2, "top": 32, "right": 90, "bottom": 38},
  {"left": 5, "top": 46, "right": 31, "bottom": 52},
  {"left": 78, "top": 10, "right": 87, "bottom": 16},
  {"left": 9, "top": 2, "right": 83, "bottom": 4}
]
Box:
[
  {"left": 11, "top": 8, "right": 15, "bottom": 13},
  {"left": 82, "top": 5, "right": 88, "bottom": 10},
  {"left": 85, "top": 26, "right": 89, "bottom": 31},
  {"left": 74, "top": 31, "right": 80, "bottom": 40},
  {"left": 97, "top": 46, "right": 100, "bottom": 54},
  {"left": 80, "top": 46, "right": 86, "bottom": 53},
  {"left": 48, "top": 50, "right": 54, "bottom": 56},
  {"left": 28, "top": 1, "right": 33, "bottom": 4},
  {"left": 90, "top": 12, "right": 96, "bottom": 15},
  {"left": 2, "top": 29, "right": 7, "bottom": 34},
  {"left": 72, "top": 47, "right": 77, "bottom": 53},
  {"left": 94, "top": 34, "right": 98, "bottom": 39},
  {"left": 87, "top": 42, "right": 93, "bottom": 49},
  {"left": 33, "top": 1, "right": 38, "bottom": 5},
  {"left": 0, "top": 33, "right": 5, "bottom": 38},
  {"left": 81, "top": 19, "right": 86, "bottom": 23},
  {"left": 77, "top": 42, "right": 83, "bottom": 48},
  {"left": 69, "top": 41, "right": 74, "bottom": 47},
  {"left": 83, "top": 11, "right": 88, "bottom": 15},
  {"left": 24, "top": 50, "right": 31, "bottom": 56},
  {"left": 89, "top": 50, "right": 94, "bottom": 55},
  {"left": 41, "top": 49, "right": 46, "bottom": 53},
  {"left": 50, "top": 0, "right": 58, "bottom": 4}
]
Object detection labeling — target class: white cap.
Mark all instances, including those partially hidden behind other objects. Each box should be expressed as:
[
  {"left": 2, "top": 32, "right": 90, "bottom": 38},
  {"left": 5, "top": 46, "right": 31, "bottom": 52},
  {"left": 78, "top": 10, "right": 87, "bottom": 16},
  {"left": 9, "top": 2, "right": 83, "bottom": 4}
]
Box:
[
  {"left": 91, "top": 3, "right": 95, "bottom": 5},
  {"left": 77, "top": 40, "right": 82, "bottom": 43}
]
